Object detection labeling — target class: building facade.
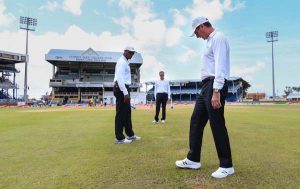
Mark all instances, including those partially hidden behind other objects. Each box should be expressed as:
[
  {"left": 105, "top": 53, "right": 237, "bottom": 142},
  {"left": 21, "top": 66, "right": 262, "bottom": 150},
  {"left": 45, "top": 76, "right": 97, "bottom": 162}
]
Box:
[
  {"left": 0, "top": 51, "right": 26, "bottom": 104},
  {"left": 45, "top": 48, "right": 143, "bottom": 104}
]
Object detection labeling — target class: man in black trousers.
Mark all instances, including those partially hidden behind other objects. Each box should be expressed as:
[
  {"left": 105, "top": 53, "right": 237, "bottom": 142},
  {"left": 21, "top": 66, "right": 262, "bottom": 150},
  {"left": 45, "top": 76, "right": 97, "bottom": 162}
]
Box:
[
  {"left": 113, "top": 46, "right": 141, "bottom": 144},
  {"left": 175, "top": 16, "right": 234, "bottom": 178},
  {"left": 152, "top": 71, "right": 171, "bottom": 124}
]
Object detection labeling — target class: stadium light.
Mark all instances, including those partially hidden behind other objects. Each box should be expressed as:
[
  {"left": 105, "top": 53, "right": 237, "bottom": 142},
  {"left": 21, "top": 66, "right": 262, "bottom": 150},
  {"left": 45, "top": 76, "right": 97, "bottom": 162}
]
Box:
[
  {"left": 20, "top": 16, "right": 38, "bottom": 103},
  {"left": 266, "top": 31, "right": 278, "bottom": 101}
]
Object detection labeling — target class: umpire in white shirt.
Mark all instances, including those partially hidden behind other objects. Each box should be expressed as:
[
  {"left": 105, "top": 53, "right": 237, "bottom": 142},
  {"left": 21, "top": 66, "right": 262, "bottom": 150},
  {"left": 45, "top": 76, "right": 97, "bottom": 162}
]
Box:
[
  {"left": 153, "top": 71, "right": 171, "bottom": 124},
  {"left": 113, "top": 46, "right": 141, "bottom": 144},
  {"left": 175, "top": 17, "right": 234, "bottom": 178}
]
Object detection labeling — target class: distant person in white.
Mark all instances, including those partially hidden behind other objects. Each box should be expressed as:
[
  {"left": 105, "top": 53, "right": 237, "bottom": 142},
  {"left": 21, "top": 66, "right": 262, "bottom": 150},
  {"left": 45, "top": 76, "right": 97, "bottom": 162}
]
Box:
[
  {"left": 152, "top": 71, "right": 171, "bottom": 124},
  {"left": 175, "top": 16, "right": 234, "bottom": 179},
  {"left": 113, "top": 46, "right": 141, "bottom": 144}
]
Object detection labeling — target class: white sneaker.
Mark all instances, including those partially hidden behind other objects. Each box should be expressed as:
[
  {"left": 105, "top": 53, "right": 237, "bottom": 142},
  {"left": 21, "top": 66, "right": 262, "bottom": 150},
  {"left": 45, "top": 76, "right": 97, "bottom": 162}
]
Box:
[
  {"left": 115, "top": 138, "right": 132, "bottom": 144},
  {"left": 211, "top": 167, "right": 235, "bottom": 178},
  {"left": 161, "top": 120, "right": 165, "bottom": 124},
  {"left": 152, "top": 120, "right": 158, "bottom": 124},
  {"left": 127, "top": 135, "right": 141, "bottom": 141},
  {"left": 175, "top": 158, "right": 201, "bottom": 169}
]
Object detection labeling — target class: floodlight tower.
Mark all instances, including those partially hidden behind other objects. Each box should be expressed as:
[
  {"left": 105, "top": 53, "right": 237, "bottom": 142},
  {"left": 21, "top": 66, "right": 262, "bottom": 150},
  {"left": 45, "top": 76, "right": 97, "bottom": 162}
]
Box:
[
  {"left": 20, "top": 16, "right": 37, "bottom": 103},
  {"left": 266, "top": 31, "right": 278, "bottom": 101}
]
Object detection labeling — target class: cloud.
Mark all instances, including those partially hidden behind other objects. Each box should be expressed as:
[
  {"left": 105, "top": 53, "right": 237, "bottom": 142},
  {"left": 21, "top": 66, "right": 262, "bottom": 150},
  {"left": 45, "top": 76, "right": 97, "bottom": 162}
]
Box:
[
  {"left": 110, "top": 0, "right": 246, "bottom": 50},
  {"left": 118, "top": 0, "right": 135, "bottom": 10},
  {"left": 185, "top": 0, "right": 245, "bottom": 21},
  {"left": 177, "top": 46, "right": 200, "bottom": 62},
  {"left": 0, "top": 24, "right": 165, "bottom": 98},
  {"left": 39, "top": 0, "right": 89, "bottom": 16},
  {"left": 165, "top": 27, "right": 183, "bottom": 47},
  {"left": 112, "top": 16, "right": 131, "bottom": 31},
  {"left": 0, "top": 0, "right": 248, "bottom": 98},
  {"left": 170, "top": 9, "right": 187, "bottom": 27},
  {"left": 39, "top": 1, "right": 59, "bottom": 12},
  {"left": 63, "top": 0, "right": 85, "bottom": 16},
  {"left": 140, "top": 55, "right": 164, "bottom": 82},
  {"left": 0, "top": 0, "right": 15, "bottom": 28},
  {"left": 112, "top": 0, "right": 245, "bottom": 50},
  {"left": 124, "top": 1, "right": 168, "bottom": 49},
  {"left": 112, "top": 0, "right": 182, "bottom": 49},
  {"left": 231, "top": 61, "right": 266, "bottom": 81},
  {"left": 223, "top": 0, "right": 245, "bottom": 11}
]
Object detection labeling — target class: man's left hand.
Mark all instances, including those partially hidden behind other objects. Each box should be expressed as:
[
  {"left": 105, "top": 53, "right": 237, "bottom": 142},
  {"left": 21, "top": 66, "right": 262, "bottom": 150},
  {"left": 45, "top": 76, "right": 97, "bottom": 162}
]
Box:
[
  {"left": 124, "top": 95, "right": 131, "bottom": 104},
  {"left": 211, "top": 91, "right": 222, "bottom": 109}
]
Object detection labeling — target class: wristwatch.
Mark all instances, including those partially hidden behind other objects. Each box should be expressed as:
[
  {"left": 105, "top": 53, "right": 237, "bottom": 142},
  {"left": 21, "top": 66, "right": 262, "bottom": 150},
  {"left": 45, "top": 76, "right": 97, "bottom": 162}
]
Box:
[{"left": 213, "top": 88, "right": 220, "bottom": 93}]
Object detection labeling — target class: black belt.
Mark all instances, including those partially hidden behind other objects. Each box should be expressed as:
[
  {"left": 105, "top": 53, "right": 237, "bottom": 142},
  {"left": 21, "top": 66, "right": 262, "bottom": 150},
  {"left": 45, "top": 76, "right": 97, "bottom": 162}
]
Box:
[{"left": 114, "top": 81, "right": 129, "bottom": 88}]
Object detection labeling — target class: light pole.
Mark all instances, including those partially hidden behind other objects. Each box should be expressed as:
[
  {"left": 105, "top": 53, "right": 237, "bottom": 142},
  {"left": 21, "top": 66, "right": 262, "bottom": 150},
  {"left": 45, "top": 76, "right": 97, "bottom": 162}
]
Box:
[
  {"left": 20, "top": 16, "right": 37, "bottom": 103},
  {"left": 266, "top": 31, "right": 278, "bottom": 101}
]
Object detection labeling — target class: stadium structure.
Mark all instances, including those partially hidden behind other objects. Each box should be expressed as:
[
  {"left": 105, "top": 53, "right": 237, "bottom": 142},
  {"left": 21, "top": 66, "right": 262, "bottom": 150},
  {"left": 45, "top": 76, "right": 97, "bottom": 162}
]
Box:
[
  {"left": 145, "top": 77, "right": 243, "bottom": 102},
  {"left": 0, "top": 50, "right": 26, "bottom": 105},
  {"left": 246, "top": 93, "right": 266, "bottom": 100},
  {"left": 287, "top": 93, "right": 300, "bottom": 101},
  {"left": 45, "top": 48, "right": 145, "bottom": 105}
]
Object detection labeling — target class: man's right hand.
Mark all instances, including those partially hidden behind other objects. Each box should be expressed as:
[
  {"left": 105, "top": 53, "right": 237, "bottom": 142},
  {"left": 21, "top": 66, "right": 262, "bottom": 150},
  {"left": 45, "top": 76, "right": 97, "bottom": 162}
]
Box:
[{"left": 124, "top": 95, "right": 130, "bottom": 104}]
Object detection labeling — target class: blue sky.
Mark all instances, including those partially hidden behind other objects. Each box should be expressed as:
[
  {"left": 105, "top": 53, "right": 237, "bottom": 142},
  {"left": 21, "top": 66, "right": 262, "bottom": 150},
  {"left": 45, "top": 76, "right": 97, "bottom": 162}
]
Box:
[{"left": 0, "top": 0, "right": 299, "bottom": 98}]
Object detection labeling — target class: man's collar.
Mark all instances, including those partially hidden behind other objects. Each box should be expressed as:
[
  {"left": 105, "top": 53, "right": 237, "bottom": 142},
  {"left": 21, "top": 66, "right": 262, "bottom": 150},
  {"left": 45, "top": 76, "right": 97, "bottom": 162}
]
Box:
[
  {"left": 122, "top": 55, "right": 129, "bottom": 63},
  {"left": 208, "top": 30, "right": 217, "bottom": 39}
]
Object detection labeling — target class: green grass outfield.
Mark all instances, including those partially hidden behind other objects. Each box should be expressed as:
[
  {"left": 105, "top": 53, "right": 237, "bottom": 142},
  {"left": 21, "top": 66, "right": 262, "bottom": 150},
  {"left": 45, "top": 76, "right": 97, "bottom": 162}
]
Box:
[{"left": 0, "top": 105, "right": 299, "bottom": 189}]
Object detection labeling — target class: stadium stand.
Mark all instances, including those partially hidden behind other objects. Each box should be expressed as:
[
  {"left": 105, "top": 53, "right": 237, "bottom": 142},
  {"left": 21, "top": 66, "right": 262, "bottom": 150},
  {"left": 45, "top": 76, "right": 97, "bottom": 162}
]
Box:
[
  {"left": 287, "top": 93, "right": 300, "bottom": 101},
  {"left": 45, "top": 48, "right": 144, "bottom": 105},
  {"left": 0, "top": 51, "right": 26, "bottom": 105},
  {"left": 245, "top": 93, "right": 266, "bottom": 101},
  {"left": 145, "top": 77, "right": 243, "bottom": 102}
]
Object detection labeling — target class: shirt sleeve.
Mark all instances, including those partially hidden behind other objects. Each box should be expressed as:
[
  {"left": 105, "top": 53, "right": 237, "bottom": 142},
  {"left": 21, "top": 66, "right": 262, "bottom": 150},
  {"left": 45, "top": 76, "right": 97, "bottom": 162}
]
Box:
[
  {"left": 115, "top": 61, "right": 128, "bottom": 95},
  {"left": 212, "top": 35, "right": 230, "bottom": 90}
]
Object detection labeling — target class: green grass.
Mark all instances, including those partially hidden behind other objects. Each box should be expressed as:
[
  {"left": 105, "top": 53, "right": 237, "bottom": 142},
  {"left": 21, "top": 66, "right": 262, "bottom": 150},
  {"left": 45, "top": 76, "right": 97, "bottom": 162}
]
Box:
[{"left": 0, "top": 105, "right": 300, "bottom": 189}]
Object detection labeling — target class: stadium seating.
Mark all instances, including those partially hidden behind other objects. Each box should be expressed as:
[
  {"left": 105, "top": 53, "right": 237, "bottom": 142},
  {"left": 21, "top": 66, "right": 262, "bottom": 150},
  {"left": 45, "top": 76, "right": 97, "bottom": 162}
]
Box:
[
  {"left": 147, "top": 79, "right": 243, "bottom": 102},
  {"left": 226, "top": 93, "right": 242, "bottom": 102},
  {"left": 0, "top": 79, "right": 15, "bottom": 89},
  {"left": 51, "top": 98, "right": 61, "bottom": 103},
  {"left": 0, "top": 91, "right": 9, "bottom": 99}
]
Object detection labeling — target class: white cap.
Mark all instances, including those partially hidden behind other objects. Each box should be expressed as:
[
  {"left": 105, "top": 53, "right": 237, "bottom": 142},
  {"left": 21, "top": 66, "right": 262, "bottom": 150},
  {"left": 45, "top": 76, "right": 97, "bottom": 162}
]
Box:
[
  {"left": 190, "top": 16, "right": 209, "bottom": 37},
  {"left": 124, "top": 46, "right": 135, "bottom": 52}
]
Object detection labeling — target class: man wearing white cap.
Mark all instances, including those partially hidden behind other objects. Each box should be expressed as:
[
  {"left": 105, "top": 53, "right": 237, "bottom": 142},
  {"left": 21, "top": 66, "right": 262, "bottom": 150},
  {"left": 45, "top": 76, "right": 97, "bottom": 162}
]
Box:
[
  {"left": 175, "top": 17, "right": 234, "bottom": 178},
  {"left": 113, "top": 46, "right": 141, "bottom": 144}
]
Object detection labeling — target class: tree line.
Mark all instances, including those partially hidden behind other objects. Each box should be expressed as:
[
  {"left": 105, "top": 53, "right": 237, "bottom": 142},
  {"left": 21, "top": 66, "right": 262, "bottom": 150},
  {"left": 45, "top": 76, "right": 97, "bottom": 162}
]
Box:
[{"left": 284, "top": 86, "right": 300, "bottom": 96}]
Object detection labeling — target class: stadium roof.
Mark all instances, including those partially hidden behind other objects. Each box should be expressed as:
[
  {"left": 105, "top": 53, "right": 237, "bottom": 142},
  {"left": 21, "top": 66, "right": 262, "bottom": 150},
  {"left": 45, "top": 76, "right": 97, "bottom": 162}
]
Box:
[
  {"left": 45, "top": 48, "right": 143, "bottom": 65},
  {"left": 144, "top": 77, "right": 242, "bottom": 85},
  {"left": 0, "top": 50, "right": 26, "bottom": 64}
]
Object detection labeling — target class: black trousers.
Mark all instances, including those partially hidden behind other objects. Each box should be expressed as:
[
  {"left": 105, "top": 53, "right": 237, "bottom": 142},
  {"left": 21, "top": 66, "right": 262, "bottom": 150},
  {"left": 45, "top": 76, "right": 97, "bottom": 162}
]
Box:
[
  {"left": 113, "top": 84, "right": 134, "bottom": 140},
  {"left": 187, "top": 77, "right": 233, "bottom": 168},
  {"left": 154, "top": 93, "right": 168, "bottom": 122}
]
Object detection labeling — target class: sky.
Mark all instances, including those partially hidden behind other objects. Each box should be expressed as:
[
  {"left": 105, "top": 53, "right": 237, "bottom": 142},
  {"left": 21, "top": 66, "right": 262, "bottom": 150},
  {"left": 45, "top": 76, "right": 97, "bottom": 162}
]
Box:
[{"left": 0, "top": 0, "right": 299, "bottom": 98}]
